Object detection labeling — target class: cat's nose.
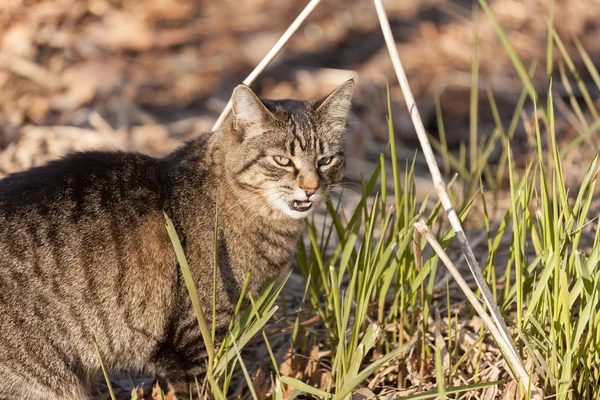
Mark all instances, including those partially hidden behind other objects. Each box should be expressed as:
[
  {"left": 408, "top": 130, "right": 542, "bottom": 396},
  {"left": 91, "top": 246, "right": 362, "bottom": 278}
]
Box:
[
  {"left": 302, "top": 187, "right": 317, "bottom": 198},
  {"left": 299, "top": 174, "right": 319, "bottom": 199}
]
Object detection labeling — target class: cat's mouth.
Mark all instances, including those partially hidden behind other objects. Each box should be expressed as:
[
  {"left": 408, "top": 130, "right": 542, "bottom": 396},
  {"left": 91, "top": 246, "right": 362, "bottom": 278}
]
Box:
[{"left": 290, "top": 200, "right": 312, "bottom": 212}]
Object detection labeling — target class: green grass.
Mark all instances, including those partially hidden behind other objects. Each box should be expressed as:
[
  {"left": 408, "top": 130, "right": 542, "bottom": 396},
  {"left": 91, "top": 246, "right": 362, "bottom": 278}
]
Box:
[{"left": 94, "top": 4, "right": 600, "bottom": 399}]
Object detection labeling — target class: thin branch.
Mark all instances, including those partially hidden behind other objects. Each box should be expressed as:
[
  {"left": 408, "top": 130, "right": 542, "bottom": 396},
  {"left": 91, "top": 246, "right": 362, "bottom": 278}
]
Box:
[
  {"left": 373, "top": 0, "right": 509, "bottom": 355},
  {"left": 0, "top": 52, "right": 62, "bottom": 90},
  {"left": 211, "top": 0, "right": 323, "bottom": 131},
  {"left": 414, "top": 220, "right": 540, "bottom": 398},
  {"left": 373, "top": 0, "right": 540, "bottom": 397}
]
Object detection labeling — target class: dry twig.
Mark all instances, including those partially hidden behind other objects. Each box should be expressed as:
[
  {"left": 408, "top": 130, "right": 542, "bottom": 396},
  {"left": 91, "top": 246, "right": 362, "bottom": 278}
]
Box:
[
  {"left": 0, "top": 52, "right": 62, "bottom": 90},
  {"left": 211, "top": 0, "right": 323, "bottom": 131},
  {"left": 373, "top": 0, "right": 541, "bottom": 396},
  {"left": 414, "top": 220, "right": 541, "bottom": 398}
]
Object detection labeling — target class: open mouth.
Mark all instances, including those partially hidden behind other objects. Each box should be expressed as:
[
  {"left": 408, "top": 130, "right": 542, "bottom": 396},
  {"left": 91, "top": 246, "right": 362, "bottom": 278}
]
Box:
[{"left": 290, "top": 200, "right": 312, "bottom": 212}]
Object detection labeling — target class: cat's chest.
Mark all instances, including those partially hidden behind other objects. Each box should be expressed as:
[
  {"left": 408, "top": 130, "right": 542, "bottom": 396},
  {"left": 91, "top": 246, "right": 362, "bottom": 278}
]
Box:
[
  {"left": 227, "top": 222, "right": 300, "bottom": 266},
  {"left": 216, "top": 218, "right": 301, "bottom": 280},
  {"left": 178, "top": 210, "right": 302, "bottom": 297}
]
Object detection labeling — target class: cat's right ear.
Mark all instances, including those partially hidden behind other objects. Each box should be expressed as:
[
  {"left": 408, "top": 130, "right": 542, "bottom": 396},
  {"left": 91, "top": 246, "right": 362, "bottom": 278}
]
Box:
[
  {"left": 314, "top": 79, "right": 355, "bottom": 135},
  {"left": 231, "top": 84, "right": 273, "bottom": 140}
]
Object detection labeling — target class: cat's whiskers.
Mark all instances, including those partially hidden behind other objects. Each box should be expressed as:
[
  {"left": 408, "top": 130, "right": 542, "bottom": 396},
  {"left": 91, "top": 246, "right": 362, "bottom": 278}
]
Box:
[
  {"left": 222, "top": 174, "right": 283, "bottom": 193},
  {"left": 243, "top": 193, "right": 286, "bottom": 227},
  {"left": 331, "top": 181, "right": 362, "bottom": 194},
  {"left": 222, "top": 188, "right": 282, "bottom": 214},
  {"left": 222, "top": 174, "right": 246, "bottom": 188}
]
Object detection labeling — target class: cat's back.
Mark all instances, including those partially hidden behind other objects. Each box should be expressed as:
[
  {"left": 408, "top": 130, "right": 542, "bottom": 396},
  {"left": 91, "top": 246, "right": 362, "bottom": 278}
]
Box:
[
  {"left": 0, "top": 150, "right": 166, "bottom": 216},
  {"left": 0, "top": 149, "right": 177, "bottom": 281},
  {"left": 0, "top": 149, "right": 173, "bottom": 278},
  {"left": 0, "top": 150, "right": 179, "bottom": 389}
]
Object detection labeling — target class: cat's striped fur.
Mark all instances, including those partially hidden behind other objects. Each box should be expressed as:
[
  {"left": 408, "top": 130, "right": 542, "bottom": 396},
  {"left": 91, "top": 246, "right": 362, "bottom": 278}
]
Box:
[{"left": 0, "top": 80, "right": 354, "bottom": 399}]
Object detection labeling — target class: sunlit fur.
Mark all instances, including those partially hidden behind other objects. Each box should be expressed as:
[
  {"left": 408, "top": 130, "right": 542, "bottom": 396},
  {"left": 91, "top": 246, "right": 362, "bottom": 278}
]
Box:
[
  {"left": 0, "top": 81, "right": 353, "bottom": 399},
  {"left": 226, "top": 80, "right": 354, "bottom": 220}
]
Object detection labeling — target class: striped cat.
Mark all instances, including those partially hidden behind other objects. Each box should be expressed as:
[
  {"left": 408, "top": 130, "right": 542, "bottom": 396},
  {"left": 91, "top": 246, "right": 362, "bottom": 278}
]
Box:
[{"left": 0, "top": 80, "right": 354, "bottom": 399}]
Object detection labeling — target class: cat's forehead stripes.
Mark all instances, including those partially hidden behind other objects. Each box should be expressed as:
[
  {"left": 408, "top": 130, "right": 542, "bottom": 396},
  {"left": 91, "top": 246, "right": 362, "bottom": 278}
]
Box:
[
  {"left": 279, "top": 106, "right": 324, "bottom": 155},
  {"left": 288, "top": 114, "right": 307, "bottom": 152}
]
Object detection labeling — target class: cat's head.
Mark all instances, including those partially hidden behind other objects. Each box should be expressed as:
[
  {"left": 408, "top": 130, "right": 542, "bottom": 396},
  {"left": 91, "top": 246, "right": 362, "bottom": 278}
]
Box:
[{"left": 224, "top": 79, "right": 355, "bottom": 219}]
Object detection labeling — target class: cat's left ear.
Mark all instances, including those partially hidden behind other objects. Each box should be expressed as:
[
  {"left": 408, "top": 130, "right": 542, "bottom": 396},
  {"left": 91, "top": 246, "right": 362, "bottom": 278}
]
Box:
[
  {"left": 231, "top": 84, "right": 274, "bottom": 140},
  {"left": 314, "top": 79, "right": 355, "bottom": 133}
]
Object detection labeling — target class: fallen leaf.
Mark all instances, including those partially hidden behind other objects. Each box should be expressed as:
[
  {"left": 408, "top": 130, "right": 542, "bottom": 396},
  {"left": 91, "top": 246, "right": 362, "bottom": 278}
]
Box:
[
  {"left": 1, "top": 21, "right": 36, "bottom": 58},
  {"left": 502, "top": 381, "right": 518, "bottom": 400},
  {"left": 480, "top": 365, "right": 500, "bottom": 400},
  {"left": 151, "top": 380, "right": 176, "bottom": 400},
  {"left": 51, "top": 61, "right": 122, "bottom": 111},
  {"left": 278, "top": 346, "right": 307, "bottom": 381},
  {"left": 145, "top": 0, "right": 194, "bottom": 21},
  {"left": 305, "top": 344, "right": 321, "bottom": 379},
  {"left": 353, "top": 387, "right": 376, "bottom": 400},
  {"left": 252, "top": 368, "right": 267, "bottom": 400},
  {"left": 85, "top": 11, "right": 154, "bottom": 51}
]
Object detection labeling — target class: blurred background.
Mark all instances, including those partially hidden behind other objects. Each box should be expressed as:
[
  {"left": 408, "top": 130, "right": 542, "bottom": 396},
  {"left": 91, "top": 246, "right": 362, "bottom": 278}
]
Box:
[
  {"left": 1, "top": 0, "right": 599, "bottom": 183},
  {"left": 2, "top": 1, "right": 600, "bottom": 397}
]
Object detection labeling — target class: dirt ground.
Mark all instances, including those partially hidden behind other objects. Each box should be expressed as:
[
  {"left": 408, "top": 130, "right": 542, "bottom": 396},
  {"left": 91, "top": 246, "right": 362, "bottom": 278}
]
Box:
[{"left": 1, "top": 0, "right": 600, "bottom": 398}]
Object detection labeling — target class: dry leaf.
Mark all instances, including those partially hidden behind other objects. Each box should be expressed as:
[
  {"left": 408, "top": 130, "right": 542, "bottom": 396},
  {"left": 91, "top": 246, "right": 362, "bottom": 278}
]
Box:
[
  {"left": 480, "top": 365, "right": 500, "bottom": 400},
  {"left": 130, "top": 124, "right": 179, "bottom": 155},
  {"left": 1, "top": 21, "right": 36, "bottom": 58},
  {"left": 353, "top": 387, "right": 376, "bottom": 400},
  {"left": 23, "top": 95, "right": 50, "bottom": 123},
  {"left": 0, "top": 126, "right": 125, "bottom": 174},
  {"left": 145, "top": 0, "right": 194, "bottom": 21},
  {"left": 278, "top": 346, "right": 307, "bottom": 381},
  {"left": 149, "top": 380, "right": 176, "bottom": 400},
  {"left": 51, "top": 61, "right": 122, "bottom": 111},
  {"left": 502, "top": 380, "right": 518, "bottom": 400},
  {"left": 252, "top": 368, "right": 271, "bottom": 400},
  {"left": 85, "top": 11, "right": 154, "bottom": 51},
  {"left": 305, "top": 344, "right": 321, "bottom": 379}
]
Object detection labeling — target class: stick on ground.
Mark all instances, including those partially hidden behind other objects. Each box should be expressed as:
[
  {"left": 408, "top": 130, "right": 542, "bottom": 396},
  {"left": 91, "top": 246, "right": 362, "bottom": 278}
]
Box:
[
  {"left": 414, "top": 220, "right": 541, "bottom": 398},
  {"left": 373, "top": 0, "right": 541, "bottom": 397}
]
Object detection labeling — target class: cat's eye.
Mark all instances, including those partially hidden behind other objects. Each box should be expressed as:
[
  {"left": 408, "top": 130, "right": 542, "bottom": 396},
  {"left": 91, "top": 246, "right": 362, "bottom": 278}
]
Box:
[
  {"left": 273, "top": 156, "right": 293, "bottom": 167},
  {"left": 318, "top": 156, "right": 334, "bottom": 167}
]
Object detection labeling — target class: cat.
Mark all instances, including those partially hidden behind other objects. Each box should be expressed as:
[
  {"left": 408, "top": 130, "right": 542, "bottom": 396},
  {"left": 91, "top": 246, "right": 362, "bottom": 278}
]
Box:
[{"left": 0, "top": 79, "right": 355, "bottom": 399}]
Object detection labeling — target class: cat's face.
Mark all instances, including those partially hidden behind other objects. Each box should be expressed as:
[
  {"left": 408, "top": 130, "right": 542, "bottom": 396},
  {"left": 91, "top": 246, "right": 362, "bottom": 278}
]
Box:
[{"left": 226, "top": 80, "right": 354, "bottom": 219}]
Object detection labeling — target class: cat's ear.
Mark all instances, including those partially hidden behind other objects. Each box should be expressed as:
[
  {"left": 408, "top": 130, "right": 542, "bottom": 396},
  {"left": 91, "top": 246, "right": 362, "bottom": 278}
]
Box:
[
  {"left": 314, "top": 79, "right": 355, "bottom": 133},
  {"left": 231, "top": 84, "right": 273, "bottom": 140}
]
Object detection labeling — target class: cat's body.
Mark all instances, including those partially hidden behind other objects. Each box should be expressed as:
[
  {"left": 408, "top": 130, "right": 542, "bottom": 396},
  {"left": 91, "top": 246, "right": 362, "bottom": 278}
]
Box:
[{"left": 0, "top": 81, "right": 354, "bottom": 399}]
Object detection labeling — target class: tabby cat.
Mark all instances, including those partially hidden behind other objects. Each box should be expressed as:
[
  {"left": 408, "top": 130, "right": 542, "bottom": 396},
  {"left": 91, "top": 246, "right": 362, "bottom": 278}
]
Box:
[{"left": 0, "top": 79, "right": 355, "bottom": 399}]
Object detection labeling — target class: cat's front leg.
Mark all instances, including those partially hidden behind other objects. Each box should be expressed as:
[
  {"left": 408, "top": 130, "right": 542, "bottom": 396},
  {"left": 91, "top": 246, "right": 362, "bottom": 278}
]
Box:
[
  {"left": 155, "top": 364, "right": 205, "bottom": 400},
  {"left": 149, "top": 336, "right": 207, "bottom": 399}
]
